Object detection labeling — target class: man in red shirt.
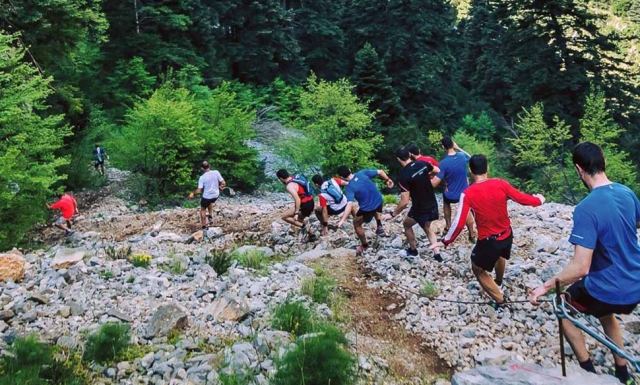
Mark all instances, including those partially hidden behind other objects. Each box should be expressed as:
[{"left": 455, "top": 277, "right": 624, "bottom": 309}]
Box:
[
  {"left": 406, "top": 143, "right": 439, "bottom": 168},
  {"left": 431, "top": 155, "right": 545, "bottom": 307},
  {"left": 48, "top": 192, "right": 79, "bottom": 236}
]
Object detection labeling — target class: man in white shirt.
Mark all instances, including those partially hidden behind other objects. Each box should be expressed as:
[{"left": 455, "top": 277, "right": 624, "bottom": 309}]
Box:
[
  {"left": 312, "top": 174, "right": 352, "bottom": 236},
  {"left": 188, "top": 161, "right": 226, "bottom": 229}
]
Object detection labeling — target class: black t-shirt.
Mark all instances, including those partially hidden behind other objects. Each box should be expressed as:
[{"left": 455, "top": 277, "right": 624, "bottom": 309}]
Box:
[{"left": 397, "top": 161, "right": 437, "bottom": 213}]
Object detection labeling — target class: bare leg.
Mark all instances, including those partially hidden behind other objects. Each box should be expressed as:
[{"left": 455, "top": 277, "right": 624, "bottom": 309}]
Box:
[
  {"left": 353, "top": 216, "right": 367, "bottom": 246},
  {"left": 562, "top": 319, "right": 591, "bottom": 363},
  {"left": 282, "top": 207, "right": 304, "bottom": 228},
  {"left": 207, "top": 203, "right": 215, "bottom": 226},
  {"left": 423, "top": 221, "right": 440, "bottom": 254},
  {"left": 315, "top": 208, "right": 329, "bottom": 236},
  {"left": 600, "top": 314, "right": 628, "bottom": 367},
  {"left": 466, "top": 212, "right": 477, "bottom": 241},
  {"left": 494, "top": 257, "right": 506, "bottom": 285},
  {"left": 199, "top": 207, "right": 208, "bottom": 228},
  {"left": 403, "top": 216, "right": 417, "bottom": 250},
  {"left": 472, "top": 263, "right": 504, "bottom": 302},
  {"left": 443, "top": 200, "right": 452, "bottom": 230}
]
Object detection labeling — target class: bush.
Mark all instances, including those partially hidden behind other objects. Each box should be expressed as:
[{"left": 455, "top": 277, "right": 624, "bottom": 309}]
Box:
[
  {"left": 419, "top": 280, "right": 440, "bottom": 299},
  {"left": 453, "top": 130, "right": 510, "bottom": 179},
  {"left": 271, "top": 299, "right": 316, "bottom": 336},
  {"left": 233, "top": 249, "right": 268, "bottom": 271},
  {"left": 0, "top": 335, "right": 84, "bottom": 385},
  {"left": 207, "top": 250, "right": 233, "bottom": 275},
  {"left": 83, "top": 322, "right": 131, "bottom": 364},
  {"left": 383, "top": 194, "right": 399, "bottom": 205},
  {"left": 301, "top": 270, "right": 337, "bottom": 305},
  {"left": 0, "top": 33, "right": 71, "bottom": 250},
  {"left": 459, "top": 111, "right": 496, "bottom": 141},
  {"left": 219, "top": 371, "right": 255, "bottom": 385},
  {"left": 271, "top": 324, "right": 356, "bottom": 385},
  {"left": 129, "top": 252, "right": 152, "bottom": 268},
  {"left": 105, "top": 245, "right": 132, "bottom": 260}
]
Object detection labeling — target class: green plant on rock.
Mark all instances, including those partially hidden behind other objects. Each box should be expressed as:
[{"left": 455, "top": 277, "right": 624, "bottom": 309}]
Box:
[
  {"left": 100, "top": 270, "right": 114, "bottom": 280},
  {"left": 206, "top": 249, "right": 233, "bottom": 275},
  {"left": 271, "top": 299, "right": 316, "bottom": 337},
  {"left": 219, "top": 371, "right": 256, "bottom": 385},
  {"left": 419, "top": 280, "right": 440, "bottom": 299},
  {"left": 83, "top": 322, "right": 131, "bottom": 364},
  {"left": 301, "top": 269, "right": 337, "bottom": 305},
  {"left": 271, "top": 324, "right": 356, "bottom": 385},
  {"left": 105, "top": 245, "right": 132, "bottom": 260},
  {"left": 129, "top": 252, "right": 152, "bottom": 268},
  {"left": 233, "top": 249, "right": 268, "bottom": 271},
  {"left": 383, "top": 194, "right": 399, "bottom": 205}
]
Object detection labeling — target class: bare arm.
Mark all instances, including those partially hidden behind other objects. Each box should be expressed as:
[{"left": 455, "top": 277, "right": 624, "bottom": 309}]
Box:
[
  {"left": 377, "top": 170, "right": 394, "bottom": 188},
  {"left": 391, "top": 192, "right": 410, "bottom": 218},
  {"left": 219, "top": 179, "right": 227, "bottom": 190},
  {"left": 453, "top": 141, "right": 470, "bottom": 158},
  {"left": 529, "top": 245, "right": 593, "bottom": 304},
  {"left": 286, "top": 183, "right": 302, "bottom": 213},
  {"left": 188, "top": 187, "right": 203, "bottom": 199},
  {"left": 337, "top": 202, "right": 353, "bottom": 227},
  {"left": 431, "top": 175, "right": 442, "bottom": 188},
  {"left": 430, "top": 165, "right": 440, "bottom": 176}
]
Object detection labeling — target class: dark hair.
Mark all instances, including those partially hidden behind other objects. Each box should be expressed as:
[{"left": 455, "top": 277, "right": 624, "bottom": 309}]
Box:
[
  {"left": 405, "top": 143, "right": 420, "bottom": 156},
  {"left": 312, "top": 174, "right": 323, "bottom": 185},
  {"left": 573, "top": 142, "right": 605, "bottom": 176},
  {"left": 337, "top": 166, "right": 351, "bottom": 179},
  {"left": 395, "top": 146, "right": 411, "bottom": 161},
  {"left": 441, "top": 136, "right": 454, "bottom": 149},
  {"left": 201, "top": 161, "right": 210, "bottom": 170},
  {"left": 469, "top": 154, "right": 488, "bottom": 175},
  {"left": 276, "top": 169, "right": 290, "bottom": 179}
]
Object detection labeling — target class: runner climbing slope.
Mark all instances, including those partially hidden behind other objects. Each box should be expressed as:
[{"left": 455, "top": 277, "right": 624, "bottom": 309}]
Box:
[
  {"left": 312, "top": 174, "right": 353, "bottom": 236},
  {"left": 336, "top": 166, "right": 394, "bottom": 256},
  {"left": 276, "top": 169, "right": 316, "bottom": 240},
  {"left": 431, "top": 136, "right": 477, "bottom": 241},
  {"left": 388, "top": 147, "right": 443, "bottom": 262},
  {"left": 530, "top": 142, "right": 640, "bottom": 385},
  {"left": 432, "top": 154, "right": 545, "bottom": 307},
  {"left": 188, "top": 161, "right": 225, "bottom": 229},
  {"left": 48, "top": 191, "right": 79, "bottom": 236}
]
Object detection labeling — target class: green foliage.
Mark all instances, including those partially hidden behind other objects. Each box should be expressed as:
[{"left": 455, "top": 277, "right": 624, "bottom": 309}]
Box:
[
  {"left": 301, "top": 270, "right": 338, "bottom": 305},
  {"left": 130, "top": 253, "right": 152, "bottom": 268},
  {"left": 162, "top": 254, "right": 188, "bottom": 275},
  {"left": 83, "top": 322, "right": 131, "bottom": 364},
  {"left": 271, "top": 299, "right": 317, "bottom": 336},
  {"left": 383, "top": 194, "right": 399, "bottom": 205},
  {"left": 0, "top": 335, "right": 85, "bottom": 385},
  {"left": 104, "top": 57, "right": 156, "bottom": 114},
  {"left": 290, "top": 75, "right": 382, "bottom": 174},
  {"left": 233, "top": 249, "right": 268, "bottom": 271},
  {"left": 219, "top": 371, "right": 255, "bottom": 385},
  {"left": 265, "top": 77, "right": 303, "bottom": 124},
  {"left": 453, "top": 131, "right": 509, "bottom": 179},
  {"left": 460, "top": 112, "right": 496, "bottom": 141},
  {"left": 207, "top": 250, "right": 233, "bottom": 275},
  {"left": 100, "top": 270, "right": 114, "bottom": 280},
  {"left": 0, "top": 32, "right": 71, "bottom": 250},
  {"left": 271, "top": 324, "right": 356, "bottom": 385},
  {"left": 419, "top": 280, "right": 440, "bottom": 299}
]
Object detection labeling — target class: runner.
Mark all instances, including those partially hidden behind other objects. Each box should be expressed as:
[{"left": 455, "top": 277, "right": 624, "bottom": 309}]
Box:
[
  {"left": 93, "top": 144, "right": 108, "bottom": 176},
  {"left": 431, "top": 154, "right": 544, "bottom": 307},
  {"left": 312, "top": 174, "right": 353, "bottom": 236},
  {"left": 431, "top": 136, "right": 477, "bottom": 241},
  {"left": 529, "top": 142, "right": 640, "bottom": 385},
  {"left": 388, "top": 147, "right": 443, "bottom": 262},
  {"left": 405, "top": 143, "right": 439, "bottom": 168},
  {"left": 336, "top": 166, "right": 394, "bottom": 256},
  {"left": 188, "top": 161, "right": 225, "bottom": 229},
  {"left": 276, "top": 169, "right": 315, "bottom": 239},
  {"left": 48, "top": 191, "right": 79, "bottom": 236}
]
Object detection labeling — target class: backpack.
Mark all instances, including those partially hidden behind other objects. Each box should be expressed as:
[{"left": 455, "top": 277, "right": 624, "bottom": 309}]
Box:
[
  {"left": 322, "top": 179, "right": 344, "bottom": 202},
  {"left": 291, "top": 174, "right": 313, "bottom": 197}
]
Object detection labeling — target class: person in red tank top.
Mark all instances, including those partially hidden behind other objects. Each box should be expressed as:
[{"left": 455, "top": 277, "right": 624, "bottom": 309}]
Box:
[
  {"left": 48, "top": 191, "right": 79, "bottom": 236},
  {"left": 276, "top": 169, "right": 316, "bottom": 241},
  {"left": 431, "top": 155, "right": 545, "bottom": 307}
]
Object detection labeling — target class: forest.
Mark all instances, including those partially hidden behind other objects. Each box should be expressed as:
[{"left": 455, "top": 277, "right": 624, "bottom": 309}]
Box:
[{"left": 1, "top": 0, "right": 639, "bottom": 249}]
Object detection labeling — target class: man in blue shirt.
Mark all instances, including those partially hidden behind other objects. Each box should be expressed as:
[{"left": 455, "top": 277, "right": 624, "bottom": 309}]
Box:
[
  {"left": 432, "top": 136, "right": 477, "bottom": 241},
  {"left": 336, "top": 165, "right": 394, "bottom": 256},
  {"left": 530, "top": 142, "right": 640, "bottom": 385}
]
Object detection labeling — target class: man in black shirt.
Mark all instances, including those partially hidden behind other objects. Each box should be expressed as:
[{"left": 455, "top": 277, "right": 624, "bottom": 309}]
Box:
[{"left": 389, "top": 147, "right": 443, "bottom": 262}]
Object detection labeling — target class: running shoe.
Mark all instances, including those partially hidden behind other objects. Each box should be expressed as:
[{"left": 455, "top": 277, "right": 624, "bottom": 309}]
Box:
[
  {"left": 375, "top": 226, "right": 386, "bottom": 236},
  {"left": 356, "top": 244, "right": 368, "bottom": 256},
  {"left": 433, "top": 253, "right": 443, "bottom": 262},
  {"left": 403, "top": 248, "right": 419, "bottom": 257}
]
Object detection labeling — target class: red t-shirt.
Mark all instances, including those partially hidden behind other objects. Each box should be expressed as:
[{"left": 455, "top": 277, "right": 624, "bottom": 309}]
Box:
[
  {"left": 50, "top": 194, "right": 77, "bottom": 219},
  {"left": 443, "top": 179, "right": 541, "bottom": 245},
  {"left": 416, "top": 155, "right": 439, "bottom": 168},
  {"left": 291, "top": 183, "right": 313, "bottom": 204}
]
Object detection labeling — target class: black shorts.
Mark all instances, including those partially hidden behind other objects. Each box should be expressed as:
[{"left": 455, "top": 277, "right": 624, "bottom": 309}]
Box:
[
  {"left": 408, "top": 206, "right": 439, "bottom": 228},
  {"left": 200, "top": 197, "right": 218, "bottom": 208},
  {"left": 299, "top": 200, "right": 314, "bottom": 218},
  {"left": 327, "top": 205, "right": 346, "bottom": 216},
  {"left": 94, "top": 160, "right": 104, "bottom": 167},
  {"left": 471, "top": 232, "right": 513, "bottom": 272},
  {"left": 357, "top": 204, "right": 383, "bottom": 224},
  {"left": 443, "top": 195, "right": 459, "bottom": 204},
  {"left": 566, "top": 280, "right": 637, "bottom": 318}
]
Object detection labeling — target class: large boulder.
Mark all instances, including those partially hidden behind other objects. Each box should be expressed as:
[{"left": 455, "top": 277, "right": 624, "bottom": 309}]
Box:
[
  {"left": 207, "top": 293, "right": 250, "bottom": 322},
  {"left": 294, "top": 247, "right": 355, "bottom": 262},
  {"left": 51, "top": 247, "right": 87, "bottom": 269},
  {"left": 452, "top": 363, "right": 620, "bottom": 385},
  {"left": 145, "top": 303, "right": 188, "bottom": 339},
  {"left": 234, "top": 245, "right": 275, "bottom": 258},
  {"left": 0, "top": 249, "right": 26, "bottom": 282}
]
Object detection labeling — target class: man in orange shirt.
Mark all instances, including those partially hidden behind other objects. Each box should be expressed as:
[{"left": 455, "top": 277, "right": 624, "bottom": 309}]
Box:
[{"left": 48, "top": 192, "right": 79, "bottom": 236}]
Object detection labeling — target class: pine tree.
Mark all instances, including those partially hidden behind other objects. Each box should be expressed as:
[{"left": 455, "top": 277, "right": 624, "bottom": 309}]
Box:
[
  {"left": 352, "top": 43, "right": 404, "bottom": 129},
  {"left": 0, "top": 33, "right": 70, "bottom": 249}
]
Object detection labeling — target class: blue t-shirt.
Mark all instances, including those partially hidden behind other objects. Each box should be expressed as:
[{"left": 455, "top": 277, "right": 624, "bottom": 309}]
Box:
[
  {"left": 436, "top": 152, "right": 470, "bottom": 200},
  {"left": 568, "top": 183, "right": 640, "bottom": 305},
  {"left": 345, "top": 169, "right": 383, "bottom": 212}
]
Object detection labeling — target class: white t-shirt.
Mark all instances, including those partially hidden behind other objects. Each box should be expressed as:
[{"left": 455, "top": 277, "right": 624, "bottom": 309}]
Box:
[
  {"left": 198, "top": 170, "right": 224, "bottom": 199},
  {"left": 319, "top": 178, "right": 348, "bottom": 212}
]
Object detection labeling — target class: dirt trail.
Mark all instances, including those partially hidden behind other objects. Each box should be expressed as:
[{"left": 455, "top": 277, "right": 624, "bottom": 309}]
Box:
[{"left": 314, "top": 255, "right": 451, "bottom": 384}]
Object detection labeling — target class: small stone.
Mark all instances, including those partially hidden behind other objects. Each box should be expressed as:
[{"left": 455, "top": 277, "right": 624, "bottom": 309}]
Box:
[
  {"left": 57, "top": 335, "right": 79, "bottom": 350},
  {"left": 0, "top": 309, "right": 15, "bottom": 320},
  {"left": 58, "top": 306, "right": 71, "bottom": 318},
  {"left": 108, "top": 308, "right": 133, "bottom": 323},
  {"left": 51, "top": 247, "right": 87, "bottom": 269},
  {"left": 104, "top": 368, "right": 116, "bottom": 378},
  {"left": 475, "top": 348, "right": 511, "bottom": 366},
  {"left": 141, "top": 352, "right": 155, "bottom": 368},
  {"left": 0, "top": 249, "right": 26, "bottom": 282},
  {"left": 145, "top": 303, "right": 188, "bottom": 339},
  {"left": 207, "top": 292, "right": 250, "bottom": 322},
  {"left": 28, "top": 292, "right": 49, "bottom": 305},
  {"left": 69, "top": 301, "right": 85, "bottom": 316}
]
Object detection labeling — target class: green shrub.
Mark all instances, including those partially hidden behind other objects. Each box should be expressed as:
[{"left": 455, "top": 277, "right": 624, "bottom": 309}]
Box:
[
  {"left": 271, "top": 324, "right": 356, "bottom": 385},
  {"left": 162, "top": 253, "right": 188, "bottom": 275},
  {"left": 460, "top": 111, "right": 496, "bottom": 141},
  {"left": 83, "top": 322, "right": 131, "bottom": 364},
  {"left": 0, "top": 335, "right": 84, "bottom": 385},
  {"left": 271, "top": 299, "right": 316, "bottom": 336},
  {"left": 233, "top": 249, "right": 268, "bottom": 271},
  {"left": 0, "top": 33, "right": 71, "bottom": 250},
  {"left": 301, "top": 270, "right": 337, "bottom": 305},
  {"left": 419, "top": 280, "right": 440, "bottom": 299},
  {"left": 105, "top": 245, "right": 132, "bottom": 260},
  {"left": 207, "top": 250, "right": 233, "bottom": 275},
  {"left": 219, "top": 371, "right": 255, "bottom": 385},
  {"left": 100, "top": 270, "right": 114, "bottom": 280},
  {"left": 382, "top": 194, "right": 399, "bottom": 205},
  {"left": 129, "top": 252, "right": 152, "bottom": 268}
]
